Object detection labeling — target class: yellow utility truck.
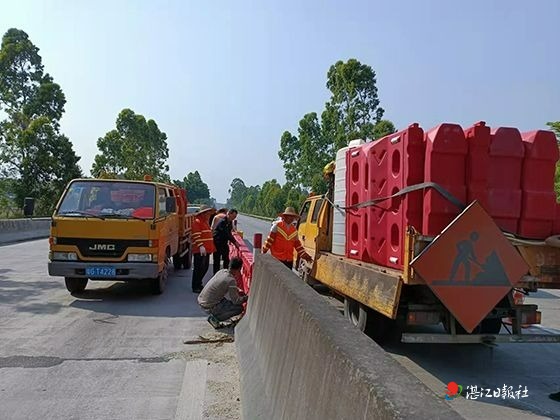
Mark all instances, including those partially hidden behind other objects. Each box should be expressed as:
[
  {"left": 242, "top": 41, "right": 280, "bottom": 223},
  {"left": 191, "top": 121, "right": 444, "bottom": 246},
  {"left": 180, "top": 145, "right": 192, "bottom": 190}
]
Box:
[
  {"left": 294, "top": 130, "right": 560, "bottom": 344},
  {"left": 48, "top": 176, "right": 194, "bottom": 294}
]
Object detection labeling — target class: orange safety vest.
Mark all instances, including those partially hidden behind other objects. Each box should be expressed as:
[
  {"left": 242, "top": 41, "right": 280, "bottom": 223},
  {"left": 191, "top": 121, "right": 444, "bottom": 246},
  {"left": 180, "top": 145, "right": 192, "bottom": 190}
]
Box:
[
  {"left": 263, "top": 220, "right": 305, "bottom": 262},
  {"left": 192, "top": 217, "right": 216, "bottom": 254}
]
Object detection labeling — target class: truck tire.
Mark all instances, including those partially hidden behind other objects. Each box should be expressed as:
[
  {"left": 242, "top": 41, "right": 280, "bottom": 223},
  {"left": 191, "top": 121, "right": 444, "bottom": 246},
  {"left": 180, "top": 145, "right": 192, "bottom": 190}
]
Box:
[
  {"left": 152, "top": 257, "right": 169, "bottom": 295},
  {"left": 65, "top": 277, "right": 88, "bottom": 293},
  {"left": 344, "top": 297, "right": 368, "bottom": 332},
  {"left": 344, "top": 298, "right": 394, "bottom": 343}
]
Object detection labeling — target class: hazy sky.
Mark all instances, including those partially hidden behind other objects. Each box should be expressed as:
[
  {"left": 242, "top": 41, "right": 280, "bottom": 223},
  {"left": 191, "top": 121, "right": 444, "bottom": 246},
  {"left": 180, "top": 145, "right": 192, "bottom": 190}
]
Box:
[{"left": 1, "top": 1, "right": 558, "bottom": 202}]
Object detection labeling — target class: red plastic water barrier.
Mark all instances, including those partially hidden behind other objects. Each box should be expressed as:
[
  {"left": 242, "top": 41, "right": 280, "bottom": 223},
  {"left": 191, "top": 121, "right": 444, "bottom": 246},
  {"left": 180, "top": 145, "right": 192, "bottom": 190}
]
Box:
[
  {"left": 362, "top": 124, "right": 424, "bottom": 269},
  {"left": 345, "top": 145, "right": 370, "bottom": 262},
  {"left": 519, "top": 130, "right": 558, "bottom": 238},
  {"left": 229, "top": 231, "right": 255, "bottom": 295},
  {"left": 423, "top": 123, "right": 468, "bottom": 236},
  {"left": 487, "top": 127, "right": 524, "bottom": 233},
  {"left": 464, "top": 121, "right": 491, "bottom": 211}
]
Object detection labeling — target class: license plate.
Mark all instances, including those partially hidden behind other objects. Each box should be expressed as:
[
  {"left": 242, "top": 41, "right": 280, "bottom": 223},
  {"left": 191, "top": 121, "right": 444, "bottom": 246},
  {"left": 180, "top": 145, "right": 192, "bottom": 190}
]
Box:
[{"left": 86, "top": 266, "right": 116, "bottom": 277}]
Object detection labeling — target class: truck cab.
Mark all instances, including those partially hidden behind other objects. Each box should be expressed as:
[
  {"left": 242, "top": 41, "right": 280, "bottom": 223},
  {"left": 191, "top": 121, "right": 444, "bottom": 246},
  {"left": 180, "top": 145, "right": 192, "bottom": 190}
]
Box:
[
  {"left": 48, "top": 178, "right": 191, "bottom": 294},
  {"left": 297, "top": 195, "right": 331, "bottom": 259}
]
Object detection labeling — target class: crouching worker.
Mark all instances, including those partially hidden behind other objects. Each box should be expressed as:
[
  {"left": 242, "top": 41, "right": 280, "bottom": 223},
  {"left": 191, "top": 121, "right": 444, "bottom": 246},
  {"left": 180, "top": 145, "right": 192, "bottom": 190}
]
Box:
[{"left": 197, "top": 257, "right": 248, "bottom": 328}]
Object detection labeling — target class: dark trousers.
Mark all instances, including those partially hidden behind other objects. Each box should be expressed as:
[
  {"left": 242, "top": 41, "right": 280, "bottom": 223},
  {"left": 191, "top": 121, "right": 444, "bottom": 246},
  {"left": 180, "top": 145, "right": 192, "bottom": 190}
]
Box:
[
  {"left": 213, "top": 242, "right": 230, "bottom": 274},
  {"left": 281, "top": 260, "right": 293, "bottom": 270},
  {"left": 192, "top": 253, "right": 209, "bottom": 290},
  {"left": 208, "top": 298, "right": 244, "bottom": 321}
]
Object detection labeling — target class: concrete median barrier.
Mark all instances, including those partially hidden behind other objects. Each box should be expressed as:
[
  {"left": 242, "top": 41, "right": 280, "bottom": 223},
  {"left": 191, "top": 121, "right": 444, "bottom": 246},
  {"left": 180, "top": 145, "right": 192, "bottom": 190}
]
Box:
[
  {"left": 235, "top": 254, "right": 462, "bottom": 420},
  {"left": 0, "top": 218, "right": 51, "bottom": 245}
]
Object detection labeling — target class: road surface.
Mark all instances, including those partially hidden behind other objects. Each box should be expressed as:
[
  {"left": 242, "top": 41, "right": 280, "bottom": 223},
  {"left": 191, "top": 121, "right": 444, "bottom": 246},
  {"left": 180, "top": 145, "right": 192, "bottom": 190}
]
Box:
[
  {"left": 0, "top": 239, "right": 241, "bottom": 420},
  {"left": 236, "top": 213, "right": 560, "bottom": 419}
]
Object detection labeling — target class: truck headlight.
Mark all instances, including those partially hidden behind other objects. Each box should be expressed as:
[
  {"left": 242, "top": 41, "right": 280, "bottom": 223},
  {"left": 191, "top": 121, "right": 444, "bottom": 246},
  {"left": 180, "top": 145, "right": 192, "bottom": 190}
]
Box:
[
  {"left": 52, "top": 252, "right": 78, "bottom": 261},
  {"left": 128, "top": 253, "right": 153, "bottom": 262}
]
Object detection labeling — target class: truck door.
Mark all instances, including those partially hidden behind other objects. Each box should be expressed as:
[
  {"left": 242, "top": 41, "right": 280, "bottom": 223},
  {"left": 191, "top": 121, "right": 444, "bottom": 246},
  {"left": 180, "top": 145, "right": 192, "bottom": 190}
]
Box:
[{"left": 298, "top": 198, "right": 324, "bottom": 255}]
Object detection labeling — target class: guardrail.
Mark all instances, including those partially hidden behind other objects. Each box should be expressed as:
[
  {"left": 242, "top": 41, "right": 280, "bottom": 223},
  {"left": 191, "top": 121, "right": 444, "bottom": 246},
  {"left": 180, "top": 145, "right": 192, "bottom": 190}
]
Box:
[
  {"left": 0, "top": 217, "right": 51, "bottom": 245},
  {"left": 229, "top": 231, "right": 256, "bottom": 294},
  {"left": 235, "top": 254, "right": 462, "bottom": 419}
]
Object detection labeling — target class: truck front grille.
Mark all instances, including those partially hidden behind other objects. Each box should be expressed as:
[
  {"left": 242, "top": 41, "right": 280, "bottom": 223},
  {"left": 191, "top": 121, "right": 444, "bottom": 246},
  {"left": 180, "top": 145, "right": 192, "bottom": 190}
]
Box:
[{"left": 57, "top": 238, "right": 150, "bottom": 258}]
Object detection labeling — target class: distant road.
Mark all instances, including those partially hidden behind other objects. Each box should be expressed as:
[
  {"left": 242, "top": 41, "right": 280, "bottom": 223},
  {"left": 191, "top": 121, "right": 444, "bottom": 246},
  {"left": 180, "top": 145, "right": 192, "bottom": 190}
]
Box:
[{"left": 235, "top": 214, "right": 271, "bottom": 251}]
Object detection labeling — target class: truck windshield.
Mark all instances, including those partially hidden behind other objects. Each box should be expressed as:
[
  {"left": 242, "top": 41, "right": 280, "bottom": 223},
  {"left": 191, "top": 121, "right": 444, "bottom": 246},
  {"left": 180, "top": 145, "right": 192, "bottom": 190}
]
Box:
[{"left": 56, "top": 181, "right": 156, "bottom": 220}]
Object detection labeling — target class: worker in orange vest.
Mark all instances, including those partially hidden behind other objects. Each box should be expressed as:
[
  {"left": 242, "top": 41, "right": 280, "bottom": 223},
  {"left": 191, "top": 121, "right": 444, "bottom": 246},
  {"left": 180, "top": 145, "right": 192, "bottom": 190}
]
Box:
[
  {"left": 262, "top": 207, "right": 312, "bottom": 270},
  {"left": 192, "top": 205, "right": 217, "bottom": 293}
]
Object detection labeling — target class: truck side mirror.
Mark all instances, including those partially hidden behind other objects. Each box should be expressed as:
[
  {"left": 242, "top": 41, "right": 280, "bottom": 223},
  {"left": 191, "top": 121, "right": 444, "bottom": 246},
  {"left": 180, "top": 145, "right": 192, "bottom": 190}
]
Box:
[
  {"left": 23, "top": 197, "right": 35, "bottom": 217},
  {"left": 166, "top": 196, "right": 176, "bottom": 213}
]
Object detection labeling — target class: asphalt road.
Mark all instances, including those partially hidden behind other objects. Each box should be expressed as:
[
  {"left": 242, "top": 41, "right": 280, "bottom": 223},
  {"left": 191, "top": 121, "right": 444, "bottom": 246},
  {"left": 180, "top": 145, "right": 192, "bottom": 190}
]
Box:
[
  {"left": 237, "top": 213, "right": 560, "bottom": 419},
  {"left": 0, "top": 239, "right": 241, "bottom": 420}
]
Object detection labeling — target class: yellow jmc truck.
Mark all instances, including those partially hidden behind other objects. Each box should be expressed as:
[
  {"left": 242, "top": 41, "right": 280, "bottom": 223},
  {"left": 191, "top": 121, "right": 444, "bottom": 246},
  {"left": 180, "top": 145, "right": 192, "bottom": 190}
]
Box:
[{"left": 48, "top": 177, "right": 193, "bottom": 294}]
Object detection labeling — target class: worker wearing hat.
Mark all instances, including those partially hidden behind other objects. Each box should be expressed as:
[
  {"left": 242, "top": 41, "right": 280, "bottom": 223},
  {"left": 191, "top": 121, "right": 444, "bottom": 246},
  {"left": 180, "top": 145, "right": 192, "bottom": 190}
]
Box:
[
  {"left": 191, "top": 205, "right": 217, "bottom": 293},
  {"left": 262, "top": 207, "right": 312, "bottom": 269}
]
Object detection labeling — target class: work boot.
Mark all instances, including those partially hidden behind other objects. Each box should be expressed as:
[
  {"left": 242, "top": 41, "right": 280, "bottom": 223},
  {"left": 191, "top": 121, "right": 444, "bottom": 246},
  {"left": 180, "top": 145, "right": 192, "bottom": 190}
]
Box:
[{"left": 207, "top": 315, "right": 221, "bottom": 329}]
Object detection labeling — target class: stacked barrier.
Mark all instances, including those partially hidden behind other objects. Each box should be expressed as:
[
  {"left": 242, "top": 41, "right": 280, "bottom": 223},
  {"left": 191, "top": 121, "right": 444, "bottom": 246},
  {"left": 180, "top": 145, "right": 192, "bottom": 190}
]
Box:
[
  {"left": 519, "top": 130, "right": 558, "bottom": 238},
  {"left": 422, "top": 123, "right": 468, "bottom": 236},
  {"left": 464, "top": 121, "right": 491, "bottom": 211},
  {"left": 342, "top": 121, "right": 560, "bottom": 266},
  {"left": 487, "top": 127, "right": 525, "bottom": 233},
  {"left": 365, "top": 124, "right": 424, "bottom": 269},
  {"left": 345, "top": 145, "right": 370, "bottom": 262}
]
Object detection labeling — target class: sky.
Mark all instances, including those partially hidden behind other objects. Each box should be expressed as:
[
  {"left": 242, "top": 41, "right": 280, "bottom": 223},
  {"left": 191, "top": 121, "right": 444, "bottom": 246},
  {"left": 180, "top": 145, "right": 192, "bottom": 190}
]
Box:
[{"left": 1, "top": 0, "right": 559, "bottom": 202}]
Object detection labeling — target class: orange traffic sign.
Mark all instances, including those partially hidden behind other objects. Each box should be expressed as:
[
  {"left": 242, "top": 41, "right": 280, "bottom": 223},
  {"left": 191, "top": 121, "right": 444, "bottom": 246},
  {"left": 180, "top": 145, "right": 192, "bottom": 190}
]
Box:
[{"left": 411, "top": 201, "right": 528, "bottom": 333}]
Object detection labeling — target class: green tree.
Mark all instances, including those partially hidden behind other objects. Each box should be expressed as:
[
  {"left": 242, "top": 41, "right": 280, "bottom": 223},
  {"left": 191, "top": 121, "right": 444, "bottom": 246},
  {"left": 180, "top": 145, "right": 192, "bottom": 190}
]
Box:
[
  {"left": 324, "top": 58, "right": 392, "bottom": 150},
  {"left": 547, "top": 121, "right": 560, "bottom": 199},
  {"left": 283, "top": 183, "right": 307, "bottom": 212},
  {"left": 175, "top": 171, "right": 210, "bottom": 203},
  {"left": 258, "top": 179, "right": 285, "bottom": 216},
  {"left": 278, "top": 112, "right": 332, "bottom": 193},
  {"left": 279, "top": 58, "right": 395, "bottom": 195},
  {"left": 227, "top": 178, "right": 248, "bottom": 208},
  {"left": 92, "top": 108, "right": 169, "bottom": 182},
  {"left": 372, "top": 119, "right": 397, "bottom": 140},
  {"left": 0, "top": 28, "right": 82, "bottom": 214},
  {"left": 226, "top": 177, "right": 306, "bottom": 218}
]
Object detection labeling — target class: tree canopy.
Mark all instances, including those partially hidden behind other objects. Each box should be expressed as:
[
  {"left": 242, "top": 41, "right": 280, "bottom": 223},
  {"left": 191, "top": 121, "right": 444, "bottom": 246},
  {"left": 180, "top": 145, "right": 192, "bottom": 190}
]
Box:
[
  {"left": 0, "top": 28, "right": 82, "bottom": 214},
  {"left": 226, "top": 177, "right": 307, "bottom": 218},
  {"left": 279, "top": 58, "right": 396, "bottom": 194},
  {"left": 173, "top": 170, "right": 212, "bottom": 204},
  {"left": 91, "top": 108, "right": 170, "bottom": 182}
]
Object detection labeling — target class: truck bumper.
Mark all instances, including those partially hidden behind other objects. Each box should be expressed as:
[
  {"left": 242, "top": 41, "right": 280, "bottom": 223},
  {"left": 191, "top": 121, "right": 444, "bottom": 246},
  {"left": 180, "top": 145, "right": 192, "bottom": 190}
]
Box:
[
  {"left": 48, "top": 261, "right": 159, "bottom": 280},
  {"left": 401, "top": 332, "right": 560, "bottom": 344}
]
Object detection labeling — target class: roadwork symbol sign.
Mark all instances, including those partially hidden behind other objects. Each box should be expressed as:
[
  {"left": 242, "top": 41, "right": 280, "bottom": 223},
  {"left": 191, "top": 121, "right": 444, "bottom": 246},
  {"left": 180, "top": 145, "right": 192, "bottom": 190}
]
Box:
[{"left": 411, "top": 201, "right": 528, "bottom": 333}]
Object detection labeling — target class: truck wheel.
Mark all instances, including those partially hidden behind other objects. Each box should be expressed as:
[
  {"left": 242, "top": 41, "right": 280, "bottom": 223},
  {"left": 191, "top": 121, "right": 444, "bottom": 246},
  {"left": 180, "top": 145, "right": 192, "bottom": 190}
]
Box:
[
  {"left": 65, "top": 277, "right": 88, "bottom": 293},
  {"left": 152, "top": 257, "right": 169, "bottom": 295},
  {"left": 344, "top": 297, "right": 368, "bottom": 332}
]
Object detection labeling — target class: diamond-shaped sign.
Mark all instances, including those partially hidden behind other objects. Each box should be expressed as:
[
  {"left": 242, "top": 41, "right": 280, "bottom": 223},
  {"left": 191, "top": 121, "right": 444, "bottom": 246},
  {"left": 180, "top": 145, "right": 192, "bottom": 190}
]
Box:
[{"left": 411, "top": 201, "right": 529, "bottom": 333}]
